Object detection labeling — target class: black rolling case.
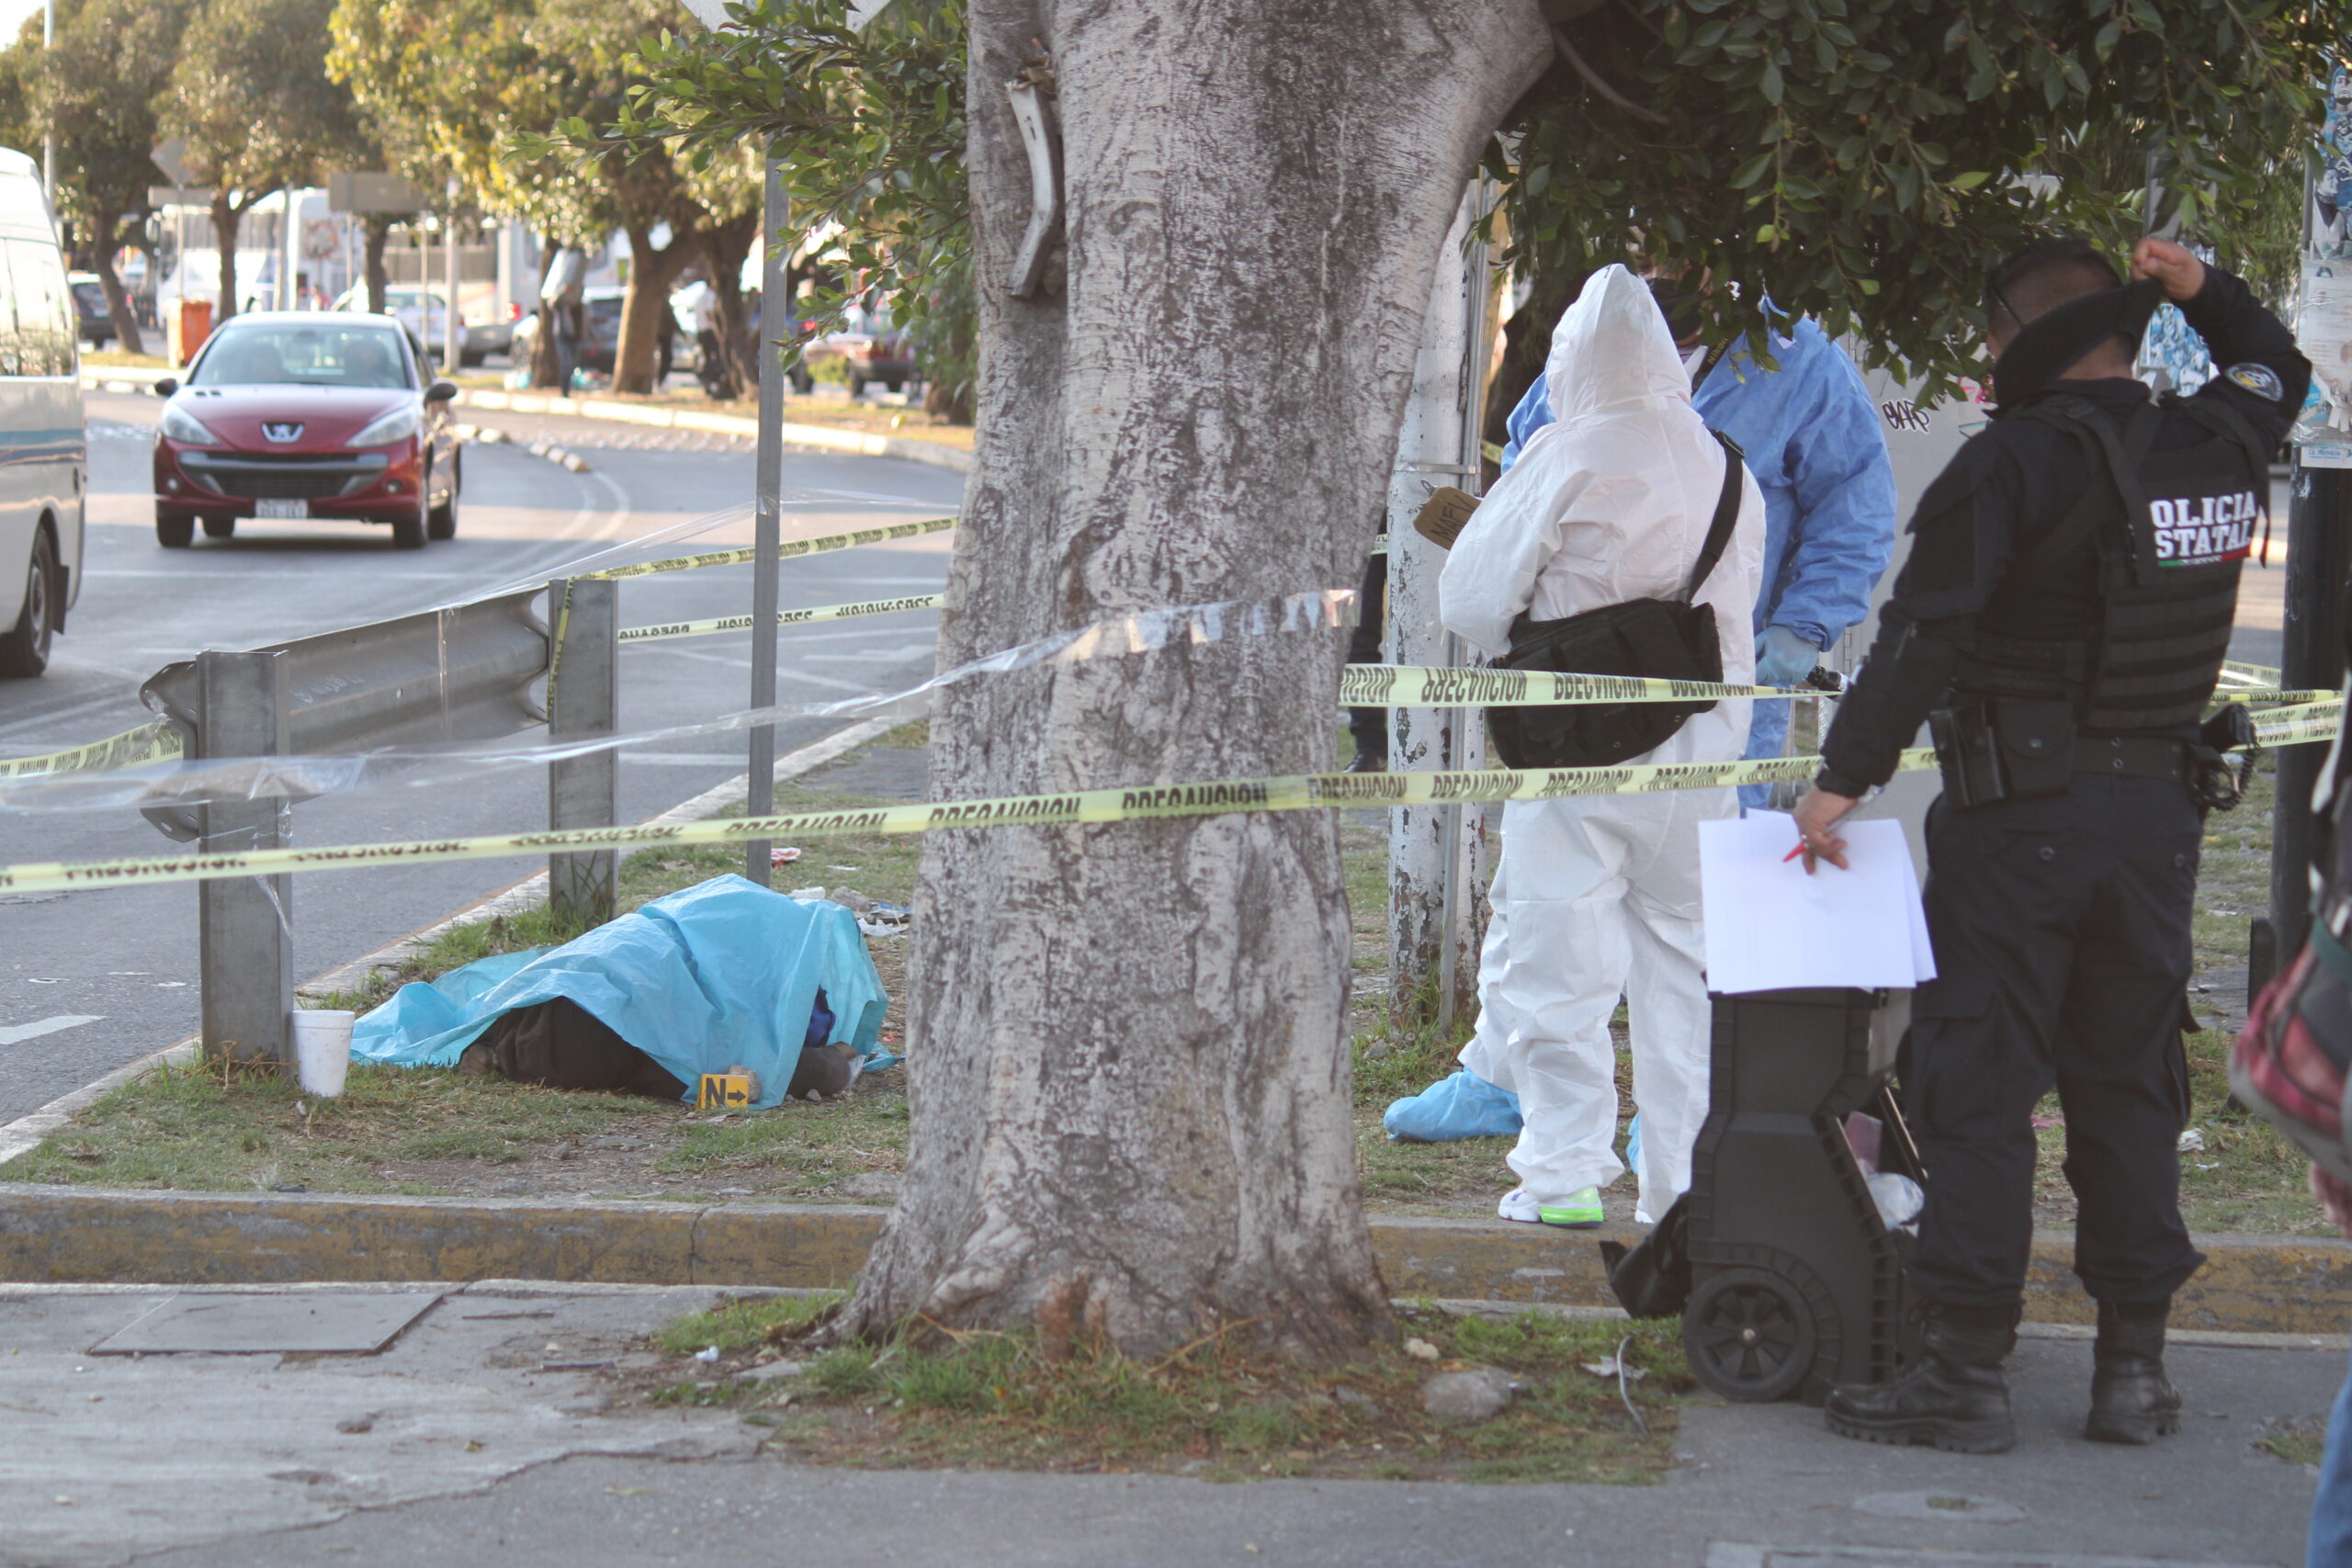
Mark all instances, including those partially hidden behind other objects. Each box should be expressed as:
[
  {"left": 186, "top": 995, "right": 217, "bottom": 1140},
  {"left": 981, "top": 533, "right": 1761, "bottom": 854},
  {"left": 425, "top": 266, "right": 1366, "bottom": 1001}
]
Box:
[{"left": 1677, "top": 987, "right": 1923, "bottom": 1405}]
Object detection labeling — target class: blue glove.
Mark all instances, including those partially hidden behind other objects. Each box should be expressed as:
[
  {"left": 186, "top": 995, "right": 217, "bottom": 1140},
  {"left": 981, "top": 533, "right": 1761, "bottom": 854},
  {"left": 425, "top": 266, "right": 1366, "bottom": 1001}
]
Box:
[{"left": 1755, "top": 624, "right": 1820, "bottom": 688}]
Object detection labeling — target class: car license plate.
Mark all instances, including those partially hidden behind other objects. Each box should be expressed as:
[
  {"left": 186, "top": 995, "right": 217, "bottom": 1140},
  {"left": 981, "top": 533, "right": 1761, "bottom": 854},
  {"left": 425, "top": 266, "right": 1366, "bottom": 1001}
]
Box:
[{"left": 254, "top": 499, "right": 309, "bottom": 520}]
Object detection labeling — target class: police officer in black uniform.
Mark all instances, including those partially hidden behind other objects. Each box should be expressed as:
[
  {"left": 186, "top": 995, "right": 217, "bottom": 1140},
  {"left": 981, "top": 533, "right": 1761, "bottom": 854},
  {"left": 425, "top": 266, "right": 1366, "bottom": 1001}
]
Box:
[{"left": 1790, "top": 236, "right": 2311, "bottom": 1454}]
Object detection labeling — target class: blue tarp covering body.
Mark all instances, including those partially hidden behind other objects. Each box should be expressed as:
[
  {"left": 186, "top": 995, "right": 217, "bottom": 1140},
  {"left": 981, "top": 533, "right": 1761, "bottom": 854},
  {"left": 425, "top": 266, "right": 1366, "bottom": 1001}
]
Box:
[{"left": 350, "top": 875, "right": 891, "bottom": 1108}]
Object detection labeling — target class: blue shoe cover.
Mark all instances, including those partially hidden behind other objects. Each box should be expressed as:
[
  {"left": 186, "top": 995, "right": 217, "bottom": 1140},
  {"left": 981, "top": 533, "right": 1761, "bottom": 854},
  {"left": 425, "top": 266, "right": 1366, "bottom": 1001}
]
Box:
[{"left": 1385, "top": 1069, "right": 1523, "bottom": 1142}]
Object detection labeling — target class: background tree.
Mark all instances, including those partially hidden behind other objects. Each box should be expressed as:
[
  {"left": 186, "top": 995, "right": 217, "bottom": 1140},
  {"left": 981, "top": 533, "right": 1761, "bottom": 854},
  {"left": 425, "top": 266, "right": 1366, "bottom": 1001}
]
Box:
[
  {"left": 161, "top": 0, "right": 368, "bottom": 321},
  {"left": 1488, "top": 0, "right": 2331, "bottom": 413},
  {"left": 618, "top": 0, "right": 2332, "bottom": 1357},
  {"left": 36, "top": 0, "right": 197, "bottom": 354},
  {"left": 594, "top": 0, "right": 972, "bottom": 417}
]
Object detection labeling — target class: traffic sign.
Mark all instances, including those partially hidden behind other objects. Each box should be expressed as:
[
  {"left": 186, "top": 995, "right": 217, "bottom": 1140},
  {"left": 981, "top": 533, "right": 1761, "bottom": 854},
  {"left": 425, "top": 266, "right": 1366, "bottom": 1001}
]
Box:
[
  {"left": 325, "top": 172, "right": 424, "bottom": 215},
  {"left": 150, "top": 138, "right": 193, "bottom": 186},
  {"left": 146, "top": 186, "right": 214, "bottom": 209}
]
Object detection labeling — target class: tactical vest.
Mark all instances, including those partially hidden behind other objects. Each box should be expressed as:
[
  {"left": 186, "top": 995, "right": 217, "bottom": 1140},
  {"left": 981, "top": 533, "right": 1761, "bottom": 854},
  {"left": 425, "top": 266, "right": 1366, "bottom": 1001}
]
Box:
[{"left": 1959, "top": 389, "right": 2268, "bottom": 733}]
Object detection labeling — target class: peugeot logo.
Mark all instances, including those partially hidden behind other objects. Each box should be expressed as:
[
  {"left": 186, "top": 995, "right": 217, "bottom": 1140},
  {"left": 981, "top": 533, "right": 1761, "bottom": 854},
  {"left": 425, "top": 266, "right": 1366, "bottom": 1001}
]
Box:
[{"left": 261, "top": 422, "right": 303, "bottom": 444}]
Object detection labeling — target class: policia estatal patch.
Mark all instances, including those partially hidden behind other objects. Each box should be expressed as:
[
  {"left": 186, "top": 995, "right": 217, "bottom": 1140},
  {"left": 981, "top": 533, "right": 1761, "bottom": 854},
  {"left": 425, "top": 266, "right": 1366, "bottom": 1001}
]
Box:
[
  {"left": 2151, "top": 487, "right": 2263, "bottom": 568},
  {"left": 2225, "top": 362, "right": 2287, "bottom": 403}
]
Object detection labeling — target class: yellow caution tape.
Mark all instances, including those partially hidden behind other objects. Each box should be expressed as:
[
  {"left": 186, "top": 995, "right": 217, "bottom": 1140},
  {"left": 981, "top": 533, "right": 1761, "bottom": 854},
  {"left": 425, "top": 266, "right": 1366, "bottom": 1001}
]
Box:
[
  {"left": 1340, "top": 665, "right": 1827, "bottom": 706},
  {"left": 619, "top": 593, "right": 945, "bottom": 645},
  {"left": 2220, "top": 660, "right": 2285, "bottom": 684},
  {"left": 0, "top": 747, "right": 1917, "bottom": 895},
  {"left": 582, "top": 515, "right": 958, "bottom": 581},
  {"left": 6, "top": 705, "right": 2338, "bottom": 895},
  {"left": 0, "top": 719, "right": 183, "bottom": 782}
]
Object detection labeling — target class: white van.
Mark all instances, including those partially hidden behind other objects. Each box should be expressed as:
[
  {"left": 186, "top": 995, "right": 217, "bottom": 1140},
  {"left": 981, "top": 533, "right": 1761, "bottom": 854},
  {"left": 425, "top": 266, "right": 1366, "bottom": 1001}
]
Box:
[{"left": 0, "top": 148, "right": 85, "bottom": 677}]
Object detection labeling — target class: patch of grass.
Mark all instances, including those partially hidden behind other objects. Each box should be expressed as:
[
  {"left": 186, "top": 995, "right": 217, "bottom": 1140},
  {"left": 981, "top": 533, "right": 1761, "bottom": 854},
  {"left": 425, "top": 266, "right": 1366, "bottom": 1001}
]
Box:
[
  {"left": 0, "top": 1058, "right": 651, "bottom": 1193},
  {"left": 655, "top": 1093, "right": 908, "bottom": 1193},
  {"left": 655, "top": 1292, "right": 843, "bottom": 1357},
  {"left": 647, "top": 1299, "right": 1691, "bottom": 1483},
  {"left": 2191, "top": 756, "right": 2275, "bottom": 970},
  {"left": 2260, "top": 1414, "right": 2329, "bottom": 1468},
  {"left": 309, "top": 907, "right": 589, "bottom": 1015}
]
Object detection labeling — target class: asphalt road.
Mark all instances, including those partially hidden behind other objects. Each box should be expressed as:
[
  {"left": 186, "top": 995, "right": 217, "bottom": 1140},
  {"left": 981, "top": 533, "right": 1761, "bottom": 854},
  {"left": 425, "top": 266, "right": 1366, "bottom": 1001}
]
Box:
[{"left": 0, "top": 390, "right": 962, "bottom": 1122}]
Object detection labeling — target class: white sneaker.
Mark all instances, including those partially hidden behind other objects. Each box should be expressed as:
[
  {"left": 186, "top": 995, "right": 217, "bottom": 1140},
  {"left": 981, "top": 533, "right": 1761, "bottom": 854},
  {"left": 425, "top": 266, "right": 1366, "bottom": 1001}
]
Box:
[{"left": 1498, "top": 1186, "right": 1605, "bottom": 1228}]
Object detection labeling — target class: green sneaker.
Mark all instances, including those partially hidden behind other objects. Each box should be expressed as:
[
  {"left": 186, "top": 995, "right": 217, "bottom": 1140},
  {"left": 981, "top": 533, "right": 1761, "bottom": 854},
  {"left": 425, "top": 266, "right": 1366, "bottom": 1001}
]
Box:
[{"left": 1498, "top": 1185, "right": 1604, "bottom": 1229}]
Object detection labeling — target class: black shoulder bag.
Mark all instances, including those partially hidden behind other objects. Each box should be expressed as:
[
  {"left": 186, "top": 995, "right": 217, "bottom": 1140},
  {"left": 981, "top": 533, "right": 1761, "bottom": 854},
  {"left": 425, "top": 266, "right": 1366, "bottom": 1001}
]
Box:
[{"left": 1486, "top": 430, "right": 1747, "bottom": 770}]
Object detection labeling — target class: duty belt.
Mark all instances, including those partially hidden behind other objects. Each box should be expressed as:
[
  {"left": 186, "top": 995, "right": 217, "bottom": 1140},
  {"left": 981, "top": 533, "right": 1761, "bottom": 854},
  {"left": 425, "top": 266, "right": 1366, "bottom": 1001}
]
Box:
[{"left": 2073, "top": 734, "right": 2188, "bottom": 784}]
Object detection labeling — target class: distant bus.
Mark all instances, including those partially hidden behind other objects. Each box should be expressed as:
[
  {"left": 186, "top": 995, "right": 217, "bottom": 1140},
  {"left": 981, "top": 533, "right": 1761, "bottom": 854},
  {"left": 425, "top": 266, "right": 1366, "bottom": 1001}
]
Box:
[{"left": 0, "top": 148, "right": 84, "bottom": 678}]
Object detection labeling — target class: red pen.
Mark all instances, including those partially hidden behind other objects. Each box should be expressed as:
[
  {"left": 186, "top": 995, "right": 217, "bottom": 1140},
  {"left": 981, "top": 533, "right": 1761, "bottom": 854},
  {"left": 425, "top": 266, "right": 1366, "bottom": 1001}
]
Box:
[{"left": 1782, "top": 842, "right": 1806, "bottom": 863}]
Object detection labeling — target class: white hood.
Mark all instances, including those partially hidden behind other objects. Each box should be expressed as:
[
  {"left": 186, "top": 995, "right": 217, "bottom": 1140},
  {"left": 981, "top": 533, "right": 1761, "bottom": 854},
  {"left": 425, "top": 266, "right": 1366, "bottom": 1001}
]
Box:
[{"left": 1439, "top": 264, "right": 1766, "bottom": 767}]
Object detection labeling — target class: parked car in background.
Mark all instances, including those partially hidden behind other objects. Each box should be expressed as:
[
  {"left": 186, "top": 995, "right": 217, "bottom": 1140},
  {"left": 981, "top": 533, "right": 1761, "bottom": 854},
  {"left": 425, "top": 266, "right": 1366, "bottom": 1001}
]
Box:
[
  {"left": 330, "top": 285, "right": 504, "bottom": 367},
  {"left": 510, "top": 285, "right": 668, "bottom": 380},
  {"left": 151, "top": 313, "right": 460, "bottom": 551},
  {"left": 67, "top": 273, "right": 113, "bottom": 349},
  {"left": 794, "top": 305, "right": 917, "bottom": 397},
  {"left": 0, "top": 149, "right": 85, "bottom": 677}
]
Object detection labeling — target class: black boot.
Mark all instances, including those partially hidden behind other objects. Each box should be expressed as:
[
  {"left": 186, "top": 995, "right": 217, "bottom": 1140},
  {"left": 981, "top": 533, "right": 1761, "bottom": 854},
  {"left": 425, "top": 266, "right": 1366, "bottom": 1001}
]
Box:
[
  {"left": 1824, "top": 1305, "right": 2018, "bottom": 1454},
  {"left": 2086, "top": 1300, "right": 2182, "bottom": 1445}
]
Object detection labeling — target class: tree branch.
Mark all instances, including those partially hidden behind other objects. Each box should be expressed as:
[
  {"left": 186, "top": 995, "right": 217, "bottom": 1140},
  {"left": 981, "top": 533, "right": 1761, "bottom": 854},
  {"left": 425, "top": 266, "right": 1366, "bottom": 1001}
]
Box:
[{"left": 1549, "top": 25, "right": 1669, "bottom": 126}]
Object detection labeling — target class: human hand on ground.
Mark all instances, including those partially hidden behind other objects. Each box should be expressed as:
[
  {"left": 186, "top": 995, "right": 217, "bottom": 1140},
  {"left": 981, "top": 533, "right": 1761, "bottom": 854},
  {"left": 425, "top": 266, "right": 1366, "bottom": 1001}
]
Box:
[
  {"left": 2132, "top": 237, "right": 2208, "bottom": 304},
  {"left": 1792, "top": 787, "right": 1857, "bottom": 874}
]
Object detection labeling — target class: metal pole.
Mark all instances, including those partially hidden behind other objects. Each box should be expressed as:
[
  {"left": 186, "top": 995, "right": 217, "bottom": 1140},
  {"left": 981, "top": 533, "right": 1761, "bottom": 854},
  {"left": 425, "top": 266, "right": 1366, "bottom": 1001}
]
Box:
[
  {"left": 744, "top": 138, "right": 786, "bottom": 886},
  {"left": 444, "top": 180, "right": 460, "bottom": 374},
  {"left": 548, "top": 577, "right": 619, "bottom": 923},
  {"left": 2268, "top": 467, "right": 2352, "bottom": 965},
  {"left": 279, "top": 186, "right": 297, "bottom": 310},
  {"left": 195, "top": 649, "right": 294, "bottom": 1071}
]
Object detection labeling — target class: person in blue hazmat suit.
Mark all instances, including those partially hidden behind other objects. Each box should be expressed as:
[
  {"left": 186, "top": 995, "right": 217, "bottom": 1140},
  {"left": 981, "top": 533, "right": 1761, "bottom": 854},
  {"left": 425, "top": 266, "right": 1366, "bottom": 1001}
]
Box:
[
  {"left": 1436, "top": 265, "right": 1765, "bottom": 1228},
  {"left": 1385, "top": 275, "right": 1897, "bottom": 1187}
]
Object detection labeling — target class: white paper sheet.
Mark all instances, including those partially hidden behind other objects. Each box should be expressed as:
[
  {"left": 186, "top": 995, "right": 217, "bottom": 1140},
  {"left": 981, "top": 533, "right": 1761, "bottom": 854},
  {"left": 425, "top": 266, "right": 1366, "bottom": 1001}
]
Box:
[{"left": 1698, "top": 811, "right": 1938, "bottom": 995}]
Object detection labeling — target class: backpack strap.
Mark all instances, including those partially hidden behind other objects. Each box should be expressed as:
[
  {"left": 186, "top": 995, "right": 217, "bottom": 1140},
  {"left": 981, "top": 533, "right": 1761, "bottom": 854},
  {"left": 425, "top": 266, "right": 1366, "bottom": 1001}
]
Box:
[
  {"left": 1679, "top": 429, "right": 1747, "bottom": 603},
  {"left": 2007, "top": 396, "right": 2161, "bottom": 581}
]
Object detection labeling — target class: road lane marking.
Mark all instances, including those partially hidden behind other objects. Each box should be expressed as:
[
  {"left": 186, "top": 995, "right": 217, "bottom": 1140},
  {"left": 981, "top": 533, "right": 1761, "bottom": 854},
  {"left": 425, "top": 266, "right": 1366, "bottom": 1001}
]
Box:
[{"left": 0, "top": 1016, "right": 103, "bottom": 1046}]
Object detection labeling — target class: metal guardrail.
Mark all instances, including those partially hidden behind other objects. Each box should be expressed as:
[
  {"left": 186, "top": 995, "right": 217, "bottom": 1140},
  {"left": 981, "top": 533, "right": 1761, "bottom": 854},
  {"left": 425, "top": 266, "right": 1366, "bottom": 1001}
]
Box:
[{"left": 138, "top": 582, "right": 618, "bottom": 1068}]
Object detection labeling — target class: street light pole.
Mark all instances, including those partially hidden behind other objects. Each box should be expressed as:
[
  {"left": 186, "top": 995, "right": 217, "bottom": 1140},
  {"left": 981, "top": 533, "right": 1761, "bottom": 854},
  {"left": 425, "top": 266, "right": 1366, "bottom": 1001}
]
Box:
[
  {"left": 444, "top": 178, "right": 460, "bottom": 375},
  {"left": 744, "top": 139, "right": 786, "bottom": 886}
]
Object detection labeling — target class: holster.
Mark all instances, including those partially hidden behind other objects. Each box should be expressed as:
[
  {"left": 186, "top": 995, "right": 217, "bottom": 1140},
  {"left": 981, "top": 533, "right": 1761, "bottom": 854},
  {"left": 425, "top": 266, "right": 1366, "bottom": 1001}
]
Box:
[{"left": 1929, "top": 698, "right": 2077, "bottom": 808}]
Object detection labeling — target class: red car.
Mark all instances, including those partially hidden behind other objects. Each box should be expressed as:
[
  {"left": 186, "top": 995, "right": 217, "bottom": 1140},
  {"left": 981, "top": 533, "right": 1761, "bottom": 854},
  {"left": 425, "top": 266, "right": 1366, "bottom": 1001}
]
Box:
[{"left": 152, "top": 312, "right": 462, "bottom": 551}]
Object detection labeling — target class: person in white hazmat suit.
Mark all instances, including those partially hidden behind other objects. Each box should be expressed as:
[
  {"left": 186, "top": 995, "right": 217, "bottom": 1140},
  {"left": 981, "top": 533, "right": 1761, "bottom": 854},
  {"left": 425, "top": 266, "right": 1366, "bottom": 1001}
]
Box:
[{"left": 1439, "top": 264, "right": 1764, "bottom": 1229}]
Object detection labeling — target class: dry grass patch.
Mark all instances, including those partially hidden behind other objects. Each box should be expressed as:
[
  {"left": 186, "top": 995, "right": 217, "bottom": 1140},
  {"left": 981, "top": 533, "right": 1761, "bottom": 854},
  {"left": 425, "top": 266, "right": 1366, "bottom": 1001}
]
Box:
[{"left": 639, "top": 1293, "right": 1693, "bottom": 1484}]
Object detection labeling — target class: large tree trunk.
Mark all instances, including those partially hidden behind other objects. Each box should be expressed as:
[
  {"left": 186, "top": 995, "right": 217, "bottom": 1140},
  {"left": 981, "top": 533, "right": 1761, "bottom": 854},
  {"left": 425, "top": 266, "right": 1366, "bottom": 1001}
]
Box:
[
  {"left": 612, "top": 223, "right": 690, "bottom": 395},
  {"left": 695, "top": 211, "right": 758, "bottom": 400},
  {"left": 209, "top": 194, "right": 242, "bottom": 322},
  {"left": 363, "top": 217, "right": 393, "bottom": 316},
  {"left": 92, "top": 213, "right": 145, "bottom": 357},
  {"left": 831, "top": 0, "right": 1550, "bottom": 1359}
]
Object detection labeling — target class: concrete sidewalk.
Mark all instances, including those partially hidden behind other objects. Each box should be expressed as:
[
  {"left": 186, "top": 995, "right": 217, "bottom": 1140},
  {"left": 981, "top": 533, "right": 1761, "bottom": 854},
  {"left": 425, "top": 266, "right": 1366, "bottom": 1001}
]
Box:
[{"left": 0, "top": 1283, "right": 2330, "bottom": 1568}]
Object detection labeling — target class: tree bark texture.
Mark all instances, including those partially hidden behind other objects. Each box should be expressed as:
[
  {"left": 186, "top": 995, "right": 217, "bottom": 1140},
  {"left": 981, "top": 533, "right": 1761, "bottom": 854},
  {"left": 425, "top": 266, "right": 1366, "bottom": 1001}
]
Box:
[
  {"left": 832, "top": 0, "right": 1549, "bottom": 1358},
  {"left": 695, "top": 213, "right": 758, "bottom": 400},
  {"left": 92, "top": 214, "right": 145, "bottom": 356},
  {"left": 363, "top": 218, "right": 393, "bottom": 318},
  {"left": 209, "top": 194, "right": 242, "bottom": 322},
  {"left": 613, "top": 223, "right": 693, "bottom": 395}
]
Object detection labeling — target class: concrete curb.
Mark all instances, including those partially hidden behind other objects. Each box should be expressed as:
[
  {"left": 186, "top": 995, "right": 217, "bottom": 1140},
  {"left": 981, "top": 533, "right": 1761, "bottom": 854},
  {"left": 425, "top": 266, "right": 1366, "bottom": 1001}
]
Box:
[
  {"left": 0, "top": 1189, "right": 2343, "bottom": 1335},
  {"left": 78, "top": 366, "right": 172, "bottom": 393},
  {"left": 452, "top": 389, "right": 972, "bottom": 473}
]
